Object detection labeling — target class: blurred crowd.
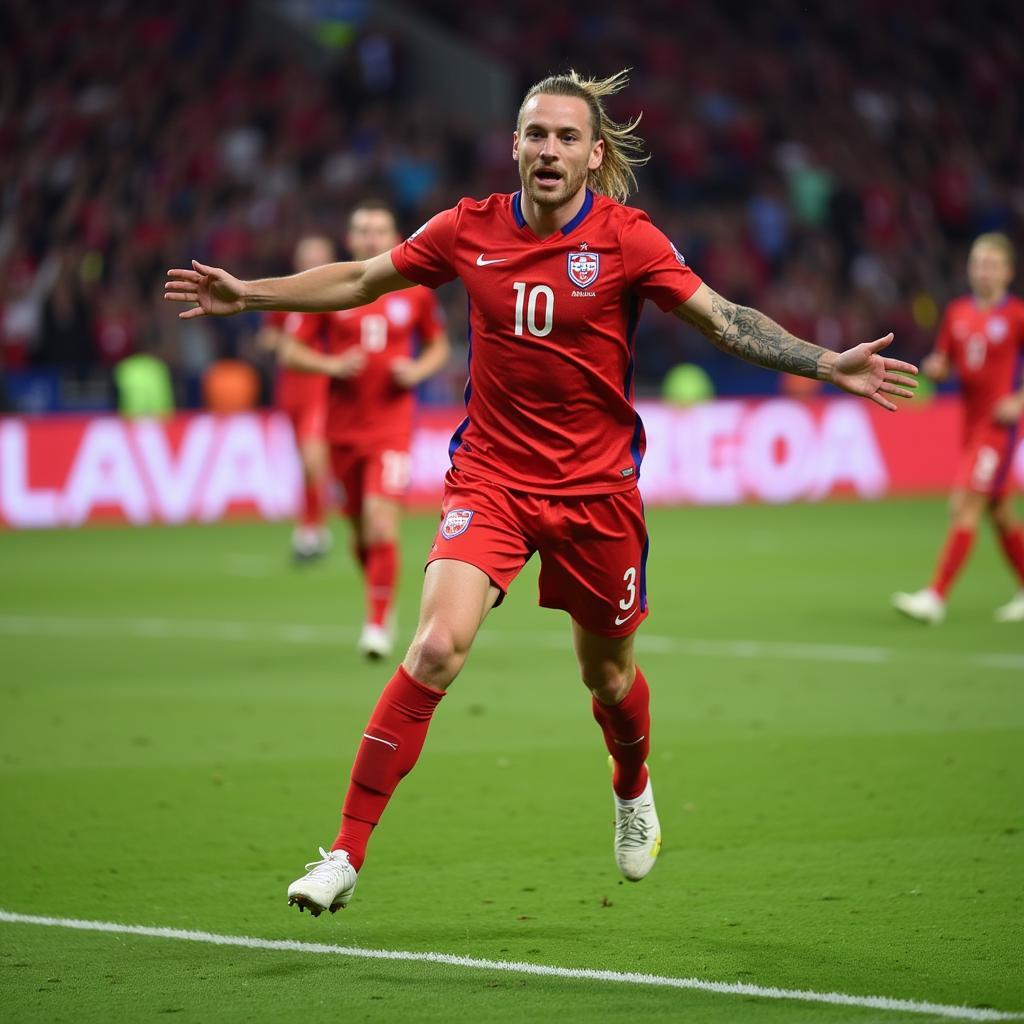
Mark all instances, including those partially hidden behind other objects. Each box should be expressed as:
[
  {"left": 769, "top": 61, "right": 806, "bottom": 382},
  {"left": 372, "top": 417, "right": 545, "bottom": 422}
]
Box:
[{"left": 2, "top": 0, "right": 1022, "bottom": 411}]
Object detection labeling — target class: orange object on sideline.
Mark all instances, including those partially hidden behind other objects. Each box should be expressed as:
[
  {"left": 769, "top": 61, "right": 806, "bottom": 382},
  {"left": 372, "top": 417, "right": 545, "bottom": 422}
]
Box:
[{"left": 202, "top": 360, "right": 260, "bottom": 412}]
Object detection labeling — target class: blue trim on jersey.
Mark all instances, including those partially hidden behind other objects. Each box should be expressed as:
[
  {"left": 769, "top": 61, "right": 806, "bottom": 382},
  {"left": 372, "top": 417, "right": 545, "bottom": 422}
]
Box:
[
  {"left": 512, "top": 188, "right": 593, "bottom": 234},
  {"left": 512, "top": 192, "right": 527, "bottom": 228},
  {"left": 623, "top": 294, "right": 645, "bottom": 473},
  {"left": 560, "top": 188, "right": 594, "bottom": 236},
  {"left": 639, "top": 530, "right": 650, "bottom": 613},
  {"left": 448, "top": 297, "right": 473, "bottom": 462}
]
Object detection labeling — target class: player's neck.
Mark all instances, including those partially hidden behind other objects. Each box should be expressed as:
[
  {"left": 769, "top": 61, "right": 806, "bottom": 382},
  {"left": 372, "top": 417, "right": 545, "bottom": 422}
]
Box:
[
  {"left": 973, "top": 289, "right": 1007, "bottom": 310},
  {"left": 520, "top": 187, "right": 588, "bottom": 239}
]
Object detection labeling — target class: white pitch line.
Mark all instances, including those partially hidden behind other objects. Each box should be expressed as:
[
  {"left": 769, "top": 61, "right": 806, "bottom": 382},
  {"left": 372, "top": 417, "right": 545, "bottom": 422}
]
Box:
[
  {"left": 0, "top": 613, "right": 1022, "bottom": 672},
  {"left": 0, "top": 910, "right": 1018, "bottom": 1022}
]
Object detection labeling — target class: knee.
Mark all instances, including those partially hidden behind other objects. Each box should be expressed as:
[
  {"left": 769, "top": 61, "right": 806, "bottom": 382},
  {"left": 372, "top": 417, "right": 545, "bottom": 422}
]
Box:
[
  {"left": 405, "top": 624, "right": 465, "bottom": 687},
  {"left": 581, "top": 661, "right": 634, "bottom": 705}
]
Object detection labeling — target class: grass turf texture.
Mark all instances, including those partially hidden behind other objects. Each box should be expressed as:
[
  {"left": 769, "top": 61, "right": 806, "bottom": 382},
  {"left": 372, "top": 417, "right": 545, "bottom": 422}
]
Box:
[{"left": 1, "top": 498, "right": 1021, "bottom": 1023}]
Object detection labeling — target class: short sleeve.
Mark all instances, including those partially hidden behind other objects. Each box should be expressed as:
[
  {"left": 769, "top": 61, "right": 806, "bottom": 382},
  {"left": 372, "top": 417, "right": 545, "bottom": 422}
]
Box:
[
  {"left": 414, "top": 288, "right": 446, "bottom": 342},
  {"left": 620, "top": 213, "right": 703, "bottom": 312},
  {"left": 391, "top": 207, "right": 459, "bottom": 289},
  {"left": 934, "top": 307, "right": 953, "bottom": 355}
]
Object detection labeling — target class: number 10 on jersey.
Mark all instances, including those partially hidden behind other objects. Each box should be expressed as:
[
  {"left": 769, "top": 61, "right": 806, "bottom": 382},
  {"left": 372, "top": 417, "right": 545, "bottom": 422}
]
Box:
[{"left": 513, "top": 282, "right": 554, "bottom": 338}]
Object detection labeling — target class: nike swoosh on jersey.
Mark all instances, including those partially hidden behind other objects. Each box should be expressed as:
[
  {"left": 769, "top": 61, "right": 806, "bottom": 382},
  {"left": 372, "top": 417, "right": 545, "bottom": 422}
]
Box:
[
  {"left": 476, "top": 254, "right": 507, "bottom": 265},
  {"left": 614, "top": 608, "right": 639, "bottom": 626}
]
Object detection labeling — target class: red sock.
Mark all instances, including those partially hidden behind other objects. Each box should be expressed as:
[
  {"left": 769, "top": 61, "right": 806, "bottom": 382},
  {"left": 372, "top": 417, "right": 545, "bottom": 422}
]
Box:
[
  {"left": 332, "top": 666, "right": 445, "bottom": 870},
  {"left": 365, "top": 542, "right": 398, "bottom": 627},
  {"left": 300, "top": 480, "right": 324, "bottom": 527},
  {"left": 996, "top": 525, "right": 1024, "bottom": 586},
  {"left": 592, "top": 667, "right": 651, "bottom": 800},
  {"left": 931, "top": 526, "right": 975, "bottom": 599}
]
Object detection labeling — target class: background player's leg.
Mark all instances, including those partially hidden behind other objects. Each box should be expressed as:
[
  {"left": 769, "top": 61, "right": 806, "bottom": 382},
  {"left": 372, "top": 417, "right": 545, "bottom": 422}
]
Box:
[
  {"left": 362, "top": 493, "right": 401, "bottom": 632},
  {"left": 894, "top": 488, "right": 984, "bottom": 623},
  {"left": 572, "top": 623, "right": 649, "bottom": 798},
  {"left": 291, "top": 433, "right": 330, "bottom": 561},
  {"left": 989, "top": 496, "right": 1024, "bottom": 621},
  {"left": 333, "top": 559, "right": 501, "bottom": 869},
  {"left": 931, "top": 489, "right": 984, "bottom": 599}
]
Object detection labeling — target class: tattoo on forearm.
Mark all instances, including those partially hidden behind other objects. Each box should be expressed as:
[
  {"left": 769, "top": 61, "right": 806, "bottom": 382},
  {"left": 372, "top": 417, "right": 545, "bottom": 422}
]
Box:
[{"left": 682, "top": 292, "right": 823, "bottom": 378}]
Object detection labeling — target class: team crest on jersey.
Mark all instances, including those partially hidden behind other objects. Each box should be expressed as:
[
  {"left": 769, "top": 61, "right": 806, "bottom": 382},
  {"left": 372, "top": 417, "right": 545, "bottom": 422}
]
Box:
[
  {"left": 567, "top": 251, "right": 600, "bottom": 288},
  {"left": 441, "top": 508, "right": 474, "bottom": 539},
  {"left": 385, "top": 296, "right": 413, "bottom": 326},
  {"left": 987, "top": 317, "right": 1008, "bottom": 343}
]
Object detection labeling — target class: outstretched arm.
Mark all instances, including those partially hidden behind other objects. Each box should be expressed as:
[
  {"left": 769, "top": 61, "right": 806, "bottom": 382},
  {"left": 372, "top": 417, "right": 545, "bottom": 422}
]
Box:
[
  {"left": 674, "top": 283, "right": 918, "bottom": 411},
  {"left": 164, "top": 251, "right": 415, "bottom": 319}
]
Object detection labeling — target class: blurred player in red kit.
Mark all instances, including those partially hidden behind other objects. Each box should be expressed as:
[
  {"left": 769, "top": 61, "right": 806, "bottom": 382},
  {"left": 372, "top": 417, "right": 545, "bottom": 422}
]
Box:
[
  {"left": 258, "top": 236, "right": 333, "bottom": 563},
  {"left": 275, "top": 201, "right": 450, "bottom": 657},
  {"left": 167, "top": 70, "right": 917, "bottom": 915},
  {"left": 892, "top": 233, "right": 1024, "bottom": 624}
]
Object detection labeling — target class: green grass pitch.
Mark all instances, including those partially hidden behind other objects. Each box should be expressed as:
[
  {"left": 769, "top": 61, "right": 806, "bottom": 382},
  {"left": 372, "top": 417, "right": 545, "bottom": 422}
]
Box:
[{"left": 1, "top": 498, "right": 1021, "bottom": 1022}]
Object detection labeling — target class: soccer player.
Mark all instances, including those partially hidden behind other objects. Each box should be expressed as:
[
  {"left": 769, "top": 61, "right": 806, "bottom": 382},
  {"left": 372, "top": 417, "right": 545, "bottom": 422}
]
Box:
[
  {"left": 892, "top": 233, "right": 1024, "bottom": 624},
  {"left": 275, "top": 201, "right": 450, "bottom": 657},
  {"left": 166, "top": 70, "right": 917, "bottom": 916},
  {"left": 258, "top": 236, "right": 333, "bottom": 562}
]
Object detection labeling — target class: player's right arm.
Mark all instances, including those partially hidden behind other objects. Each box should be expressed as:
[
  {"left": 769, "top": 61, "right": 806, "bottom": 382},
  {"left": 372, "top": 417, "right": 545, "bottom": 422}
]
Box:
[{"left": 164, "top": 251, "right": 415, "bottom": 320}]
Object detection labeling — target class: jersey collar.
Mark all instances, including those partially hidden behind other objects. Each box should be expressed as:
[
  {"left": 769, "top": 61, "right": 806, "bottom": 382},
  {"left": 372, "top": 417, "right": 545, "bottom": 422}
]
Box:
[{"left": 512, "top": 188, "right": 594, "bottom": 237}]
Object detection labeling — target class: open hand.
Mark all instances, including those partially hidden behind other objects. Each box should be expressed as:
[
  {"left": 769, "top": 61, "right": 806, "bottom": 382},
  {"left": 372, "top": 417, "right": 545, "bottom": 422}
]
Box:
[
  {"left": 829, "top": 334, "right": 918, "bottom": 412},
  {"left": 164, "top": 260, "right": 247, "bottom": 319}
]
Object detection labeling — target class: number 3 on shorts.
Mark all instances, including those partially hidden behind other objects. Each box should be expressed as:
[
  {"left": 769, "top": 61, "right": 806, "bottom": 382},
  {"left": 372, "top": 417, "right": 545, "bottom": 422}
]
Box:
[{"left": 620, "top": 567, "right": 637, "bottom": 611}]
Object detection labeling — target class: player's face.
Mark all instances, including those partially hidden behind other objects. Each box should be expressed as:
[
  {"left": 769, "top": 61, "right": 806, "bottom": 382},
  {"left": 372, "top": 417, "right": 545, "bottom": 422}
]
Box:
[
  {"left": 293, "top": 237, "right": 335, "bottom": 272},
  {"left": 967, "top": 243, "right": 1014, "bottom": 301},
  {"left": 514, "top": 94, "right": 604, "bottom": 209},
  {"left": 347, "top": 210, "right": 400, "bottom": 261}
]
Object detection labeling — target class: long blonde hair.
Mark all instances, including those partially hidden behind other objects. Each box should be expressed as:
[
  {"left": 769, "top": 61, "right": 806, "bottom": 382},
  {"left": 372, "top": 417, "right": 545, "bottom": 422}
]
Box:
[{"left": 517, "top": 69, "right": 648, "bottom": 204}]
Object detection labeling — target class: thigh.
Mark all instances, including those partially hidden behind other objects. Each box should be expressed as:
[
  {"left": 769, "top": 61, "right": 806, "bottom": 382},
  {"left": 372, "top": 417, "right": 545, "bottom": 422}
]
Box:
[
  {"left": 425, "top": 471, "right": 535, "bottom": 601},
  {"left": 538, "top": 488, "right": 649, "bottom": 638},
  {"left": 362, "top": 448, "right": 413, "bottom": 504}
]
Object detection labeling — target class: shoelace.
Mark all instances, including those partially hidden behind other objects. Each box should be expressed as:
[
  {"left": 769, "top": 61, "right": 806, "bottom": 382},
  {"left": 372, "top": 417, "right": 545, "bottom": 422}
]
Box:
[
  {"left": 615, "top": 803, "right": 653, "bottom": 850},
  {"left": 304, "top": 847, "right": 351, "bottom": 878}
]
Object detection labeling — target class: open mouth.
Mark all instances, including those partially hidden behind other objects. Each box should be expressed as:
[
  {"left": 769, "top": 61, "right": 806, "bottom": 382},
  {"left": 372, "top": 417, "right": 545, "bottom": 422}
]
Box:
[{"left": 533, "top": 168, "right": 562, "bottom": 186}]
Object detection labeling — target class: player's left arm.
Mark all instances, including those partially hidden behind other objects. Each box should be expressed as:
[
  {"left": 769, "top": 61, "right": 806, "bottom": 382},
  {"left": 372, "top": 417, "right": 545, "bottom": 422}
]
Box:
[
  {"left": 993, "top": 331, "right": 1024, "bottom": 425},
  {"left": 674, "top": 283, "right": 918, "bottom": 411}
]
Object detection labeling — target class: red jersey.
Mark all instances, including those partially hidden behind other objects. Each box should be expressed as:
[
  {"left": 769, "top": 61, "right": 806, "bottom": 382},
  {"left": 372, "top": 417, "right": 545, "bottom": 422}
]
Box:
[
  {"left": 391, "top": 190, "right": 702, "bottom": 495},
  {"left": 323, "top": 288, "right": 444, "bottom": 449},
  {"left": 935, "top": 294, "right": 1024, "bottom": 432},
  {"left": 265, "top": 311, "right": 329, "bottom": 411}
]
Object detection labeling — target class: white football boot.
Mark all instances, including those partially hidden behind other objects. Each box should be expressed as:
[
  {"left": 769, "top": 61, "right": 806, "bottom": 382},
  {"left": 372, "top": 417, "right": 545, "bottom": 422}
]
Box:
[
  {"left": 994, "top": 590, "right": 1024, "bottom": 623},
  {"left": 612, "top": 770, "right": 662, "bottom": 882},
  {"left": 286, "top": 848, "right": 357, "bottom": 916},
  {"left": 891, "top": 588, "right": 945, "bottom": 624},
  {"left": 357, "top": 622, "right": 393, "bottom": 660}
]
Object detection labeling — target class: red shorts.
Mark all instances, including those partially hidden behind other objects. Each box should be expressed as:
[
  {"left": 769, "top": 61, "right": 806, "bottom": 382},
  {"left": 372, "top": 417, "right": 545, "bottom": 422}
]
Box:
[
  {"left": 330, "top": 445, "right": 412, "bottom": 518},
  {"left": 426, "top": 470, "right": 650, "bottom": 638},
  {"left": 953, "top": 423, "right": 1019, "bottom": 499}
]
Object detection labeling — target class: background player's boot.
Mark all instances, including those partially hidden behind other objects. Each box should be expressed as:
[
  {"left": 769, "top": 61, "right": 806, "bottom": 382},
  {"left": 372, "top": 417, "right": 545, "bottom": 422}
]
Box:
[
  {"left": 994, "top": 590, "right": 1024, "bottom": 623},
  {"left": 358, "top": 622, "right": 393, "bottom": 660},
  {"left": 287, "top": 848, "right": 357, "bottom": 916},
  {"left": 614, "top": 776, "right": 662, "bottom": 881},
  {"left": 891, "top": 588, "right": 945, "bottom": 624}
]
